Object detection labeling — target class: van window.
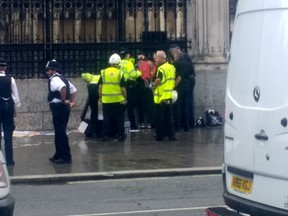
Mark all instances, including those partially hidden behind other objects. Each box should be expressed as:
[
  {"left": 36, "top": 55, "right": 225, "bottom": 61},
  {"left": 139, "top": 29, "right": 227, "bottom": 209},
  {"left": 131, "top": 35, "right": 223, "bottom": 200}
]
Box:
[{"left": 227, "top": 10, "right": 288, "bottom": 109}]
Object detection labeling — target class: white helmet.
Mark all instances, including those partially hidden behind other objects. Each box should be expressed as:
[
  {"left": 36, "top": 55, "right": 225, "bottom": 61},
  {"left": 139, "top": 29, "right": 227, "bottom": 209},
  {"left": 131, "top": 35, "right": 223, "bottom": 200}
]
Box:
[
  {"left": 109, "top": 53, "right": 121, "bottom": 64},
  {"left": 172, "top": 90, "right": 178, "bottom": 104}
]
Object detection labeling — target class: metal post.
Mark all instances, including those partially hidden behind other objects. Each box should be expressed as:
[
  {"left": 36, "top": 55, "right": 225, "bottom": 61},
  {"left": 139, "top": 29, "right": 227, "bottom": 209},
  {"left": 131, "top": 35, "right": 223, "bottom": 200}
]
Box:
[{"left": 45, "top": 0, "right": 51, "bottom": 60}]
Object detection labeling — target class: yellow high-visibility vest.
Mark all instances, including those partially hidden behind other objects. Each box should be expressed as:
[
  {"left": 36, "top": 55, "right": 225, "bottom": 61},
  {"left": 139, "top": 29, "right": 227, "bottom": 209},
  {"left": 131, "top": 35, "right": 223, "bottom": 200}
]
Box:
[
  {"left": 81, "top": 73, "right": 100, "bottom": 84},
  {"left": 101, "top": 67, "right": 125, "bottom": 103},
  {"left": 119, "top": 59, "right": 141, "bottom": 81},
  {"left": 154, "top": 62, "right": 176, "bottom": 104}
]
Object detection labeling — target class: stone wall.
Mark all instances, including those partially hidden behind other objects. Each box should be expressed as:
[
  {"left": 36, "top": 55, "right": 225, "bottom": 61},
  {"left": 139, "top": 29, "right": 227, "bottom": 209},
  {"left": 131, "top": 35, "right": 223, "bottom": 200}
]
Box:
[
  {"left": 186, "top": 0, "right": 229, "bottom": 119},
  {"left": 193, "top": 64, "right": 227, "bottom": 120},
  {"left": 14, "top": 78, "right": 88, "bottom": 131},
  {"left": 14, "top": 68, "right": 227, "bottom": 131}
]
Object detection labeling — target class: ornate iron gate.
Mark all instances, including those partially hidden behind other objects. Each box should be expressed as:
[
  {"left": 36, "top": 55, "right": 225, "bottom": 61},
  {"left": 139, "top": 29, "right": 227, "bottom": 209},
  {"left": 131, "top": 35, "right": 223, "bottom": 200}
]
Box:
[{"left": 0, "top": 0, "right": 189, "bottom": 78}]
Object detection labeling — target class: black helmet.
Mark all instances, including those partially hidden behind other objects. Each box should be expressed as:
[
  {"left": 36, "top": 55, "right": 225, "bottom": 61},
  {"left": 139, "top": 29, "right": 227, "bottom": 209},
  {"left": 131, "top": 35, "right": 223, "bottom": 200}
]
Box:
[
  {"left": 0, "top": 58, "right": 7, "bottom": 67},
  {"left": 119, "top": 49, "right": 129, "bottom": 58},
  {"left": 45, "top": 59, "right": 61, "bottom": 72},
  {"left": 169, "top": 44, "right": 180, "bottom": 51}
]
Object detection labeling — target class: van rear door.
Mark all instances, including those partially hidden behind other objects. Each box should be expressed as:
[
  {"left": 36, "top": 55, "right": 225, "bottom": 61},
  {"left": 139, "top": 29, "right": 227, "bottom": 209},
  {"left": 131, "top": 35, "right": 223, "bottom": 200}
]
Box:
[{"left": 225, "top": 3, "right": 288, "bottom": 181}]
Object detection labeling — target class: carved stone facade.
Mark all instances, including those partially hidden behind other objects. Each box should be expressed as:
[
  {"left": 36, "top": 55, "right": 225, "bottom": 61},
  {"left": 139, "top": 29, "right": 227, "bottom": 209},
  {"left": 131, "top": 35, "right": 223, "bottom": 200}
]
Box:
[
  {"left": 188, "top": 0, "right": 230, "bottom": 63},
  {"left": 9, "top": 0, "right": 236, "bottom": 130},
  {"left": 185, "top": 0, "right": 232, "bottom": 118},
  {"left": 0, "top": 0, "right": 190, "bottom": 76}
]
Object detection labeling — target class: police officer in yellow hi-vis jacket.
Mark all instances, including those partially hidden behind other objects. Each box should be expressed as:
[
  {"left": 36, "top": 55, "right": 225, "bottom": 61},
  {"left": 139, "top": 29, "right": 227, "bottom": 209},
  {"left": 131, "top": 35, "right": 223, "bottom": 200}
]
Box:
[
  {"left": 153, "top": 50, "right": 181, "bottom": 141},
  {"left": 98, "top": 53, "right": 127, "bottom": 142},
  {"left": 81, "top": 72, "right": 101, "bottom": 137},
  {"left": 119, "top": 50, "right": 142, "bottom": 131}
]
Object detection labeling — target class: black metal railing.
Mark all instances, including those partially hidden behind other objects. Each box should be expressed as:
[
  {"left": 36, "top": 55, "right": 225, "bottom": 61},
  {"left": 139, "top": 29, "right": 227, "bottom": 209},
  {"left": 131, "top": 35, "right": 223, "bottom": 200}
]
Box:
[
  {"left": 0, "top": 0, "right": 237, "bottom": 78},
  {"left": 0, "top": 0, "right": 190, "bottom": 78}
]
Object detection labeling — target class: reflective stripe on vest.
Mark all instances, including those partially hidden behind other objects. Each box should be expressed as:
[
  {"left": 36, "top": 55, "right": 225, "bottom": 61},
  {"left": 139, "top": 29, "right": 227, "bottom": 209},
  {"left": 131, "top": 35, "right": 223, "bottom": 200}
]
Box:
[{"left": 101, "top": 67, "right": 125, "bottom": 103}]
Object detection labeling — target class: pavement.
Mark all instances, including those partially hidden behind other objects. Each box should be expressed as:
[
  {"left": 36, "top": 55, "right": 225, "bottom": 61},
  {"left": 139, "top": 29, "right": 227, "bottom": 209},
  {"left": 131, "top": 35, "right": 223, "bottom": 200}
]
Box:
[{"left": 7, "top": 127, "right": 224, "bottom": 184}]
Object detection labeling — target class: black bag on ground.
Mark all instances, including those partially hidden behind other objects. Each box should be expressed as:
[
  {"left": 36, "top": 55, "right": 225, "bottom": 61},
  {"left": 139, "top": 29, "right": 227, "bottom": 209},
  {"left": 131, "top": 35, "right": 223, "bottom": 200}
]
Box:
[{"left": 205, "top": 110, "right": 223, "bottom": 126}]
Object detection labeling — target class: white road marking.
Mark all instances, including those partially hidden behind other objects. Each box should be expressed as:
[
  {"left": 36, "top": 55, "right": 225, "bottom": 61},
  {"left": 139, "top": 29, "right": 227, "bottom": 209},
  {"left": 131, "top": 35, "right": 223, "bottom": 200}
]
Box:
[{"left": 66, "top": 206, "right": 227, "bottom": 216}]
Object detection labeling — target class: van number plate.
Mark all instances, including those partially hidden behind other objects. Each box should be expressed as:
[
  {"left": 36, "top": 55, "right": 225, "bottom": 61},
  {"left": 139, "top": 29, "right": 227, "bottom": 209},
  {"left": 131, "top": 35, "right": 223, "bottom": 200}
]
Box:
[{"left": 230, "top": 176, "right": 253, "bottom": 194}]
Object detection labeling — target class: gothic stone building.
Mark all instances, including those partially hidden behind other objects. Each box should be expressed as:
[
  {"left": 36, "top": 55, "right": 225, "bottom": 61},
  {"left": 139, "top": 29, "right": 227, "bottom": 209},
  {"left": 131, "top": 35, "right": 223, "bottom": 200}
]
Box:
[{"left": 0, "top": 0, "right": 237, "bottom": 130}]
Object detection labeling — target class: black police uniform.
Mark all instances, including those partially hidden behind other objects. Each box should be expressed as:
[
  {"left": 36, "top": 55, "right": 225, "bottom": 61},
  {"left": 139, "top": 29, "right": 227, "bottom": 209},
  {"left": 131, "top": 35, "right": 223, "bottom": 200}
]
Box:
[
  {"left": 48, "top": 73, "right": 72, "bottom": 163},
  {"left": 172, "top": 57, "right": 194, "bottom": 131},
  {"left": 0, "top": 74, "right": 15, "bottom": 165}
]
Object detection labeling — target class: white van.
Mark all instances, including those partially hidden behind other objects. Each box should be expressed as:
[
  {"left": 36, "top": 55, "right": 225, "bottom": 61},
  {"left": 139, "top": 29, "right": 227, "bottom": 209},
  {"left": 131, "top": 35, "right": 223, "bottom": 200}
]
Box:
[
  {"left": 208, "top": 0, "right": 288, "bottom": 215},
  {"left": 0, "top": 151, "right": 14, "bottom": 215}
]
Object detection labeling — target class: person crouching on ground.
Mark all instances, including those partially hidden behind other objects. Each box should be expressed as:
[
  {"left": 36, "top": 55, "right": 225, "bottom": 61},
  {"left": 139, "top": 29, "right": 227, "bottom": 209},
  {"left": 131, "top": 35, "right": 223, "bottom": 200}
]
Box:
[{"left": 81, "top": 72, "right": 102, "bottom": 138}]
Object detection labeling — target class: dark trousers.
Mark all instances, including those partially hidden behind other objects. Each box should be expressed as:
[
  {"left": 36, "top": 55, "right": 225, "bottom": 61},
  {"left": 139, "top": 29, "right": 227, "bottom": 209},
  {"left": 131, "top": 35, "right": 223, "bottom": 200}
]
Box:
[
  {"left": 102, "top": 103, "right": 126, "bottom": 139},
  {"left": 49, "top": 103, "right": 71, "bottom": 161},
  {"left": 126, "top": 81, "right": 138, "bottom": 128},
  {"left": 138, "top": 81, "right": 153, "bottom": 125},
  {"left": 88, "top": 84, "right": 102, "bottom": 137},
  {"left": 0, "top": 99, "right": 15, "bottom": 163},
  {"left": 188, "top": 78, "right": 196, "bottom": 128},
  {"left": 173, "top": 87, "right": 189, "bottom": 131},
  {"left": 154, "top": 101, "right": 175, "bottom": 139}
]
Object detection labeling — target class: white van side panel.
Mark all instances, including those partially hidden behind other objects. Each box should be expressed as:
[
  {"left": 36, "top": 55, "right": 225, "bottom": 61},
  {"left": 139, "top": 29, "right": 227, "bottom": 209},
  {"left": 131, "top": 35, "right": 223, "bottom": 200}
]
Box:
[{"left": 237, "top": 0, "right": 288, "bottom": 14}]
